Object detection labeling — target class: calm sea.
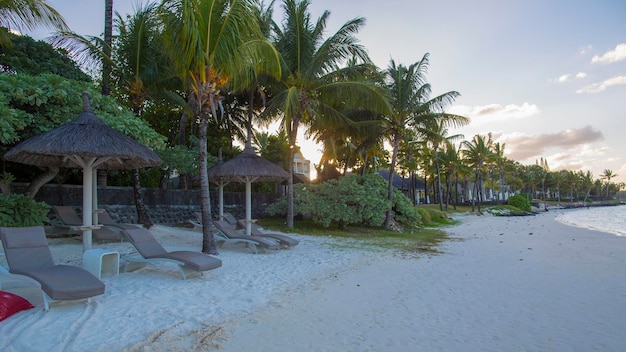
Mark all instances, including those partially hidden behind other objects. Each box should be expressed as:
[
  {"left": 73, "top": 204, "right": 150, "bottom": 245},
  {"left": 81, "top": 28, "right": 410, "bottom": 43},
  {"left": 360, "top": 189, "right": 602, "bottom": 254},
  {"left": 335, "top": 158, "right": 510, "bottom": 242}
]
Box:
[{"left": 555, "top": 204, "right": 626, "bottom": 237}]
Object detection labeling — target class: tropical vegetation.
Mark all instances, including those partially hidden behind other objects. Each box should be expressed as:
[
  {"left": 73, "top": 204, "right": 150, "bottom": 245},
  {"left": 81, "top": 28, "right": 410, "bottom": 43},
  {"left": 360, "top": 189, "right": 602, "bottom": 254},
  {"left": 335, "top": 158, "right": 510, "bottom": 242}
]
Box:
[{"left": 0, "top": 0, "right": 623, "bottom": 245}]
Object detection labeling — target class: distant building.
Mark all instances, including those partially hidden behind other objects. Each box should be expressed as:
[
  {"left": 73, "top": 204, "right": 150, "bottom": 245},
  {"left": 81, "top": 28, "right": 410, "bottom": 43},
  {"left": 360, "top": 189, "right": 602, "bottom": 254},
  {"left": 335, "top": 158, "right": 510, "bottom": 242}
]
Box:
[
  {"left": 293, "top": 150, "right": 311, "bottom": 182},
  {"left": 377, "top": 170, "right": 426, "bottom": 204}
]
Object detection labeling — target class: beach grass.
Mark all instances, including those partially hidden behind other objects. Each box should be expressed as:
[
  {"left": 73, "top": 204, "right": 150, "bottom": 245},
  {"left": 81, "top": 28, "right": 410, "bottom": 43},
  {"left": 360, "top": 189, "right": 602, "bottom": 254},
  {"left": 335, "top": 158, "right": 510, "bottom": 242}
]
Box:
[{"left": 256, "top": 217, "right": 450, "bottom": 255}]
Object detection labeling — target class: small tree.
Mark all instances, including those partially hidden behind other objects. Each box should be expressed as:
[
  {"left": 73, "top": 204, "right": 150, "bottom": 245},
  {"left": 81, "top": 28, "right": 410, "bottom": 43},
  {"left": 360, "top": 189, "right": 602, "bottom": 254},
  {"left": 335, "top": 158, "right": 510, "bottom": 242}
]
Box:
[{"left": 507, "top": 194, "right": 531, "bottom": 212}]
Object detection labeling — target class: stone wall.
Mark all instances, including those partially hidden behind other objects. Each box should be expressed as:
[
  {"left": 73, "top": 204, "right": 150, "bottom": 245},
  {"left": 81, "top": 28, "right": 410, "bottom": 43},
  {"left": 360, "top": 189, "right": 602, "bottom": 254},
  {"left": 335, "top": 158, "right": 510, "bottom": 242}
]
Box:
[{"left": 13, "top": 183, "right": 280, "bottom": 225}]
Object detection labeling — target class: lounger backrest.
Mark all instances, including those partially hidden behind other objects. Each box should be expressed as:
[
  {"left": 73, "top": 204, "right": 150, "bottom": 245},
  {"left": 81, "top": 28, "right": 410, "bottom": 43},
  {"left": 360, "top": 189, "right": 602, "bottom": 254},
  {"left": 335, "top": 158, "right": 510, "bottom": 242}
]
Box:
[
  {"left": 0, "top": 226, "right": 55, "bottom": 270},
  {"left": 237, "top": 219, "right": 263, "bottom": 236},
  {"left": 98, "top": 210, "right": 117, "bottom": 226},
  {"left": 214, "top": 220, "right": 239, "bottom": 238},
  {"left": 52, "top": 206, "right": 82, "bottom": 225},
  {"left": 122, "top": 228, "right": 168, "bottom": 258},
  {"left": 223, "top": 213, "right": 238, "bottom": 225}
]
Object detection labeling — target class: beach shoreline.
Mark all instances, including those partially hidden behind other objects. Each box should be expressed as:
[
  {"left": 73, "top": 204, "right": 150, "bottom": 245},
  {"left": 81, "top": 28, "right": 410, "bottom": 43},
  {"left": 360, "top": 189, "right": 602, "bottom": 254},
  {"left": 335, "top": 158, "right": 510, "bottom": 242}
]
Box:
[
  {"left": 2, "top": 210, "right": 626, "bottom": 351},
  {"left": 221, "top": 210, "right": 626, "bottom": 351}
]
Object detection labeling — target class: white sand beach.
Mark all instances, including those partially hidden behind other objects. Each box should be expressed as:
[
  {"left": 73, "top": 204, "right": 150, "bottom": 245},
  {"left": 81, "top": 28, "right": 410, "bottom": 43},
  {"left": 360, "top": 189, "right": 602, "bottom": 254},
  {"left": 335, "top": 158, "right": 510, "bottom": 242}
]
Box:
[{"left": 2, "top": 210, "right": 626, "bottom": 351}]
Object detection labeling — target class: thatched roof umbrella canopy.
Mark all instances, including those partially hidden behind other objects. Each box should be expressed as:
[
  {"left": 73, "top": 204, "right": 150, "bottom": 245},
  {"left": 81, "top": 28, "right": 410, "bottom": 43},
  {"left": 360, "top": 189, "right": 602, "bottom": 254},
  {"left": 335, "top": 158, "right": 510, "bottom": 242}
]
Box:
[
  {"left": 4, "top": 95, "right": 161, "bottom": 169},
  {"left": 208, "top": 146, "right": 289, "bottom": 235},
  {"left": 4, "top": 92, "right": 162, "bottom": 250}
]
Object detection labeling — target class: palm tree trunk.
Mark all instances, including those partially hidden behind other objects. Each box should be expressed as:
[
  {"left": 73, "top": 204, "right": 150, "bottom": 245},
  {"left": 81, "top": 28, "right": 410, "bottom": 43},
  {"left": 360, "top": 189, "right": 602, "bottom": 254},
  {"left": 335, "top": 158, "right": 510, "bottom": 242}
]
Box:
[
  {"left": 385, "top": 132, "right": 401, "bottom": 228},
  {"left": 286, "top": 116, "right": 300, "bottom": 228},
  {"left": 475, "top": 167, "right": 482, "bottom": 212},
  {"left": 435, "top": 148, "right": 443, "bottom": 211},
  {"left": 132, "top": 168, "right": 153, "bottom": 228},
  {"left": 102, "top": 0, "right": 113, "bottom": 96},
  {"left": 423, "top": 168, "right": 429, "bottom": 204},
  {"left": 454, "top": 171, "right": 459, "bottom": 210},
  {"left": 200, "top": 104, "right": 217, "bottom": 255}
]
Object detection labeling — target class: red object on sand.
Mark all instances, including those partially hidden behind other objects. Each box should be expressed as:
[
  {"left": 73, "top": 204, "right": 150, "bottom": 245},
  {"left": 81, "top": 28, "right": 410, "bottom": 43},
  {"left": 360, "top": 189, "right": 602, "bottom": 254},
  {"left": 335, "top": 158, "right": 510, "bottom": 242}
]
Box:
[{"left": 0, "top": 291, "right": 34, "bottom": 322}]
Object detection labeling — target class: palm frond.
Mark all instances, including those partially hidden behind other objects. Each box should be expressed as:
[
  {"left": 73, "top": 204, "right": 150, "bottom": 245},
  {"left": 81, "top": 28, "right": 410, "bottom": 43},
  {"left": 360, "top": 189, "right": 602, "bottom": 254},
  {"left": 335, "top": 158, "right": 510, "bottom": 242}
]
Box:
[
  {"left": 0, "top": 0, "right": 68, "bottom": 33},
  {"left": 49, "top": 31, "right": 113, "bottom": 72}
]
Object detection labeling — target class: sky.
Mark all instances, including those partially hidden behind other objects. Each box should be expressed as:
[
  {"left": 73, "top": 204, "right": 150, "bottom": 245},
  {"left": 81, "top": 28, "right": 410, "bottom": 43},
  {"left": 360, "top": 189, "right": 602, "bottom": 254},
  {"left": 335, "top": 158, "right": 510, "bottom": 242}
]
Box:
[{"left": 27, "top": 0, "right": 626, "bottom": 183}]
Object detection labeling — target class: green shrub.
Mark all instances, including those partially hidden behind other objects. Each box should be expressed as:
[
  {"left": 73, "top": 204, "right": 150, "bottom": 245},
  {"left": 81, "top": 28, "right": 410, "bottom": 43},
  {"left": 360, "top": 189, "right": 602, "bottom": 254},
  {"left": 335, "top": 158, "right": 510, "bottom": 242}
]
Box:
[
  {"left": 266, "top": 174, "right": 421, "bottom": 229},
  {"left": 416, "top": 208, "right": 448, "bottom": 225},
  {"left": 391, "top": 187, "right": 421, "bottom": 227},
  {"left": 507, "top": 194, "right": 531, "bottom": 212},
  {"left": 0, "top": 194, "right": 50, "bottom": 226}
]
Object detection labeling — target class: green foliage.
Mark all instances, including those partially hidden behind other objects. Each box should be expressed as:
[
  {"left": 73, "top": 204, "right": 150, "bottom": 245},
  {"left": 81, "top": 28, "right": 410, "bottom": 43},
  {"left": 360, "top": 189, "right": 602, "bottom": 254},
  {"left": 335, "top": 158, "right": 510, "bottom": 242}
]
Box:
[
  {"left": 308, "top": 174, "right": 389, "bottom": 228},
  {"left": 261, "top": 132, "right": 291, "bottom": 170},
  {"left": 487, "top": 205, "right": 528, "bottom": 216},
  {"left": 267, "top": 174, "right": 421, "bottom": 229},
  {"left": 0, "top": 33, "right": 91, "bottom": 82},
  {"left": 157, "top": 145, "right": 201, "bottom": 175},
  {"left": 0, "top": 73, "right": 166, "bottom": 148},
  {"left": 416, "top": 207, "right": 449, "bottom": 225},
  {"left": 507, "top": 194, "right": 532, "bottom": 212},
  {"left": 0, "top": 194, "right": 50, "bottom": 227},
  {"left": 391, "top": 187, "right": 421, "bottom": 227}
]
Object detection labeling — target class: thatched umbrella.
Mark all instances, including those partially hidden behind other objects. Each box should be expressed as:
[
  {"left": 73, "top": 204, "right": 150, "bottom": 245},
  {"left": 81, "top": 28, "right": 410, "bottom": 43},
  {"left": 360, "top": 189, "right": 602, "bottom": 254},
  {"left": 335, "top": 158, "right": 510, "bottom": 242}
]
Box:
[
  {"left": 208, "top": 145, "right": 289, "bottom": 236},
  {"left": 4, "top": 92, "right": 162, "bottom": 250}
]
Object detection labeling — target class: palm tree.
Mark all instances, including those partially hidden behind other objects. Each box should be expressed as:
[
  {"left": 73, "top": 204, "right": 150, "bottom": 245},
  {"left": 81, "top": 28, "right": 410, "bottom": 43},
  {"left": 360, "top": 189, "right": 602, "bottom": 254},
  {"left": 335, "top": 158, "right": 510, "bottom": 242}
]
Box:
[
  {"left": 551, "top": 170, "right": 567, "bottom": 205},
  {"left": 418, "top": 119, "right": 464, "bottom": 211},
  {"left": 440, "top": 141, "right": 463, "bottom": 209},
  {"left": 267, "top": 0, "right": 388, "bottom": 228},
  {"left": 580, "top": 170, "right": 594, "bottom": 205},
  {"left": 48, "top": 4, "right": 165, "bottom": 227},
  {"left": 492, "top": 141, "right": 506, "bottom": 201},
  {"left": 462, "top": 133, "right": 494, "bottom": 212},
  {"left": 159, "top": 0, "right": 280, "bottom": 254},
  {"left": 382, "top": 54, "right": 468, "bottom": 226},
  {"left": 601, "top": 169, "right": 618, "bottom": 197},
  {"left": 112, "top": 2, "right": 173, "bottom": 227},
  {"left": 538, "top": 157, "right": 549, "bottom": 210},
  {"left": 0, "top": 0, "right": 68, "bottom": 47}
]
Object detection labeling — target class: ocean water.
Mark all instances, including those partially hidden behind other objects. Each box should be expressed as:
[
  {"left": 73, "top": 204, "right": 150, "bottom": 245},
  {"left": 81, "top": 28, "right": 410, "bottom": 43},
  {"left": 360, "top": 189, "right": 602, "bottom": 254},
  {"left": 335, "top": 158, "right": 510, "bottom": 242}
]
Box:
[{"left": 555, "top": 204, "right": 626, "bottom": 237}]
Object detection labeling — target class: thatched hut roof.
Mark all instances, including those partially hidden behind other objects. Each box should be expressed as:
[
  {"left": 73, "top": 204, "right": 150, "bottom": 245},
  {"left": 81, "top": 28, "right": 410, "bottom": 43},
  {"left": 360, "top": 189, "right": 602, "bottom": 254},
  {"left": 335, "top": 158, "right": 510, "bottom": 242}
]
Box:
[
  {"left": 3, "top": 92, "right": 161, "bottom": 170},
  {"left": 207, "top": 147, "right": 289, "bottom": 182}
]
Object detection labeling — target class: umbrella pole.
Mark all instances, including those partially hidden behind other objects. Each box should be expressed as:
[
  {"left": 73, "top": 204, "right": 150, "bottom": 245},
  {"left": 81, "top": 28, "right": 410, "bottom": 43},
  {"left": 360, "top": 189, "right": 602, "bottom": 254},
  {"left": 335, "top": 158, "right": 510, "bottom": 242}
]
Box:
[
  {"left": 92, "top": 171, "right": 98, "bottom": 227},
  {"left": 219, "top": 182, "right": 224, "bottom": 220},
  {"left": 246, "top": 179, "right": 252, "bottom": 236},
  {"left": 82, "top": 166, "right": 93, "bottom": 251}
]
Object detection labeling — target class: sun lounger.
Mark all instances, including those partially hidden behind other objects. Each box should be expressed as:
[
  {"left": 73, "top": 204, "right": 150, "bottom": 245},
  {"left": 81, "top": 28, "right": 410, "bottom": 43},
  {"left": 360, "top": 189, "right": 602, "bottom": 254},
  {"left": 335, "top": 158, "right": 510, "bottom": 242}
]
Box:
[
  {"left": 222, "top": 213, "right": 299, "bottom": 248},
  {"left": 0, "top": 226, "right": 105, "bottom": 310},
  {"left": 49, "top": 205, "right": 122, "bottom": 242},
  {"left": 98, "top": 209, "right": 141, "bottom": 230},
  {"left": 213, "top": 220, "right": 280, "bottom": 254},
  {"left": 121, "top": 228, "right": 222, "bottom": 279},
  {"left": 235, "top": 219, "right": 299, "bottom": 248},
  {"left": 188, "top": 211, "right": 203, "bottom": 230}
]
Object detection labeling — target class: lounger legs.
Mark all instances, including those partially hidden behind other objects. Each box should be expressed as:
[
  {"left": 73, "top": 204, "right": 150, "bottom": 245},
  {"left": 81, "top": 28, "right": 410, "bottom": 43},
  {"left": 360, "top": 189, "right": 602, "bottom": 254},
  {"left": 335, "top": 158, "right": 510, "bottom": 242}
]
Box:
[{"left": 124, "top": 261, "right": 148, "bottom": 272}]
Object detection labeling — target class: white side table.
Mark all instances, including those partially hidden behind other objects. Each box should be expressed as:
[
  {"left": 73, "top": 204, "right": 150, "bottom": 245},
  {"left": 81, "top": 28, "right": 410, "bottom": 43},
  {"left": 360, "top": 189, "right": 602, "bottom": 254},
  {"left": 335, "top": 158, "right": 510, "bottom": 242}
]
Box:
[{"left": 83, "top": 249, "right": 119, "bottom": 279}]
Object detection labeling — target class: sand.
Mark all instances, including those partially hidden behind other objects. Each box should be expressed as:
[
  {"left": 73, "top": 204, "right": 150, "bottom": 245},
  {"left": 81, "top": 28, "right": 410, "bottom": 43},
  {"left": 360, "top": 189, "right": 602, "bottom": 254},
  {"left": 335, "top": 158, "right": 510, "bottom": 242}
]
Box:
[{"left": 1, "top": 209, "right": 626, "bottom": 351}]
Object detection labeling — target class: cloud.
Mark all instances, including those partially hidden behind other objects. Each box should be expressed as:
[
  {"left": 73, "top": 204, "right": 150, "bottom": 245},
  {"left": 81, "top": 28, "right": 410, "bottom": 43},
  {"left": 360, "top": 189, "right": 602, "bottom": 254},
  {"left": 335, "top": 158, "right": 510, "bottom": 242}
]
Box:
[
  {"left": 555, "top": 74, "right": 571, "bottom": 83},
  {"left": 449, "top": 103, "right": 539, "bottom": 125},
  {"left": 578, "top": 45, "right": 593, "bottom": 55},
  {"left": 551, "top": 72, "right": 587, "bottom": 83},
  {"left": 500, "top": 125, "right": 604, "bottom": 161},
  {"left": 591, "top": 43, "right": 626, "bottom": 64},
  {"left": 576, "top": 75, "right": 626, "bottom": 94}
]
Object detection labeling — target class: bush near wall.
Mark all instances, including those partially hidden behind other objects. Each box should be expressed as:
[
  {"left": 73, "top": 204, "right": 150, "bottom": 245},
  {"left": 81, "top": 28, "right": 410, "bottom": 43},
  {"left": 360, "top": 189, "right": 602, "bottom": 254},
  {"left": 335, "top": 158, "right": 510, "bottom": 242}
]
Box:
[{"left": 0, "top": 194, "right": 50, "bottom": 227}]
